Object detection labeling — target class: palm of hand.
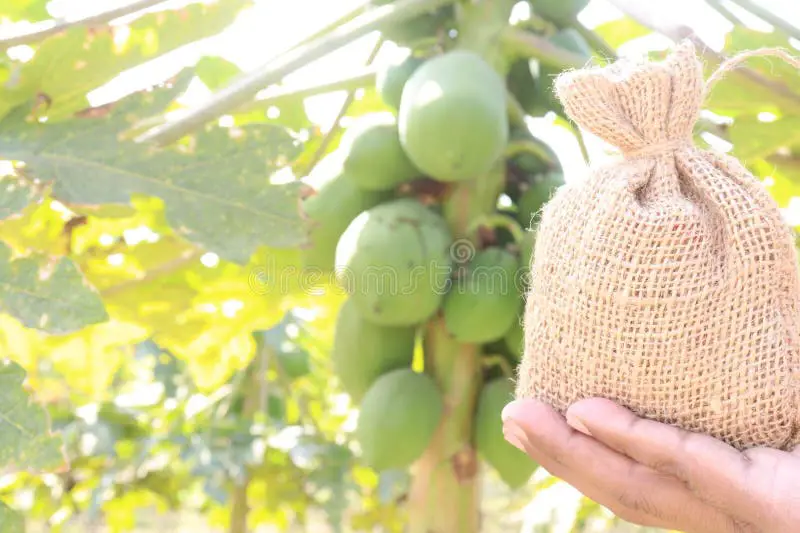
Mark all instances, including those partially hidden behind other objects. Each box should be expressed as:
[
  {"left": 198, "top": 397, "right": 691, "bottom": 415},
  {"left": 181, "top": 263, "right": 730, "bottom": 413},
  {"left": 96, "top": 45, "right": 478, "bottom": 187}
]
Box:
[{"left": 501, "top": 398, "right": 800, "bottom": 533}]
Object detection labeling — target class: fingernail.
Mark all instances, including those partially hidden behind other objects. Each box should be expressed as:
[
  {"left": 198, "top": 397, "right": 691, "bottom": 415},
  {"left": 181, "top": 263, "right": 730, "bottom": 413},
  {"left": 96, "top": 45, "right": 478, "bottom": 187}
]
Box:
[
  {"left": 566, "top": 412, "right": 592, "bottom": 436},
  {"left": 502, "top": 420, "right": 529, "bottom": 453}
]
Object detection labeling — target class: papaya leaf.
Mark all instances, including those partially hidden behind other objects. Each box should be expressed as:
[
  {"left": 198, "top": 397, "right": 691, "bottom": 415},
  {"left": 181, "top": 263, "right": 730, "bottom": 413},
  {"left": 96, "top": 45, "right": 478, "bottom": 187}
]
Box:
[
  {"left": 729, "top": 114, "right": 800, "bottom": 160},
  {"left": 747, "top": 157, "right": 800, "bottom": 209},
  {"left": 0, "top": 72, "right": 309, "bottom": 264},
  {"left": 0, "top": 0, "right": 49, "bottom": 21},
  {"left": 0, "top": 242, "right": 108, "bottom": 334},
  {"left": 592, "top": 16, "right": 651, "bottom": 49},
  {"left": 0, "top": 0, "right": 250, "bottom": 122},
  {"left": 0, "top": 501, "right": 25, "bottom": 533},
  {"left": 0, "top": 360, "right": 65, "bottom": 472},
  {"left": 704, "top": 27, "right": 800, "bottom": 117},
  {"left": 0, "top": 174, "right": 39, "bottom": 220},
  {"left": 195, "top": 56, "right": 242, "bottom": 92}
]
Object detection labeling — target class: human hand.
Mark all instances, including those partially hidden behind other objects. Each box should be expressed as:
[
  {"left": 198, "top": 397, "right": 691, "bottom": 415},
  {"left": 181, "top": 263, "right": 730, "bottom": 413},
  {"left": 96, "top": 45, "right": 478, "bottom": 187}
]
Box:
[{"left": 501, "top": 398, "right": 800, "bottom": 533}]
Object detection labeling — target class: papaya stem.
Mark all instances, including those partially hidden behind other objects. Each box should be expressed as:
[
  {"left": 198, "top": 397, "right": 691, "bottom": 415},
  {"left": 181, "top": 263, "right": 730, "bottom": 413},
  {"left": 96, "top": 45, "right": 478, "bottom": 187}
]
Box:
[
  {"left": 501, "top": 26, "right": 590, "bottom": 69},
  {"left": 482, "top": 354, "right": 514, "bottom": 379},
  {"left": 240, "top": 69, "right": 377, "bottom": 114},
  {"left": 300, "top": 37, "right": 385, "bottom": 176},
  {"left": 282, "top": 0, "right": 373, "bottom": 55},
  {"left": 705, "top": 0, "right": 744, "bottom": 26},
  {"left": 136, "top": 0, "right": 460, "bottom": 145},
  {"left": 298, "top": 37, "right": 385, "bottom": 178},
  {"left": 572, "top": 23, "right": 617, "bottom": 61},
  {"left": 504, "top": 138, "right": 555, "bottom": 164},
  {"left": 727, "top": 0, "right": 800, "bottom": 42},
  {"left": 506, "top": 90, "right": 528, "bottom": 127},
  {"left": 408, "top": 317, "right": 482, "bottom": 533},
  {"left": 0, "top": 0, "right": 165, "bottom": 49},
  {"left": 466, "top": 213, "right": 525, "bottom": 246},
  {"left": 229, "top": 352, "right": 266, "bottom": 533}
]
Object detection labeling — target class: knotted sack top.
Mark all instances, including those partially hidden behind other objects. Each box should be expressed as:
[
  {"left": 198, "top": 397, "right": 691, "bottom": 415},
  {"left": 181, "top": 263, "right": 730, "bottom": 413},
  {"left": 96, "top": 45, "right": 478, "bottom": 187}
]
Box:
[{"left": 553, "top": 40, "right": 799, "bottom": 159}]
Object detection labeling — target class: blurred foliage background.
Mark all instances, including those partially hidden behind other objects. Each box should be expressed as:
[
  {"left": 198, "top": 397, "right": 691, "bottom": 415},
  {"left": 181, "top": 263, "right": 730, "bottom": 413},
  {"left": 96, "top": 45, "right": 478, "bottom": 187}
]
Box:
[{"left": 1, "top": 0, "right": 799, "bottom": 532}]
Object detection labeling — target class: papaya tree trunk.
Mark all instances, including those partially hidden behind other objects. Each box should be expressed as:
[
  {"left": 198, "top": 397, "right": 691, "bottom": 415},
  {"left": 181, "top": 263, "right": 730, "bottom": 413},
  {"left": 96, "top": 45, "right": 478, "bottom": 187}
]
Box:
[
  {"left": 406, "top": 2, "right": 519, "bottom": 531},
  {"left": 407, "top": 316, "right": 482, "bottom": 533}
]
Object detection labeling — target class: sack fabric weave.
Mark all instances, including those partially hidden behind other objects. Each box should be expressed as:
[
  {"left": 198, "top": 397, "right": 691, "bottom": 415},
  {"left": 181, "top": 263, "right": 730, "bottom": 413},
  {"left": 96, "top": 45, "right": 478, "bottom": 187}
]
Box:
[{"left": 516, "top": 40, "right": 800, "bottom": 451}]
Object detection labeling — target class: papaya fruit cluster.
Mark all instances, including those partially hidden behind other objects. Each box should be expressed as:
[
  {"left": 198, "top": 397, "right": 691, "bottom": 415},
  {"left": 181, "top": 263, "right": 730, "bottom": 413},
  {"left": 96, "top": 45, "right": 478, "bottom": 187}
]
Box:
[{"left": 298, "top": 0, "right": 589, "bottom": 490}]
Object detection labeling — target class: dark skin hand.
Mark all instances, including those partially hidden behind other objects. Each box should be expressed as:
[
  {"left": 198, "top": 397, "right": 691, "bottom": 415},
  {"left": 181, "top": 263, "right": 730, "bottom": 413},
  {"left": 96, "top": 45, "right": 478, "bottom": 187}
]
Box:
[{"left": 501, "top": 398, "right": 800, "bottom": 533}]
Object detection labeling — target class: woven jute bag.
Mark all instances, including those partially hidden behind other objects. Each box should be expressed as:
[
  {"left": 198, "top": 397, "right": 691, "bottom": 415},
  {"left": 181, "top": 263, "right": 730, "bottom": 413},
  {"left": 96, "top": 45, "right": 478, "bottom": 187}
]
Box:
[{"left": 516, "top": 40, "right": 800, "bottom": 451}]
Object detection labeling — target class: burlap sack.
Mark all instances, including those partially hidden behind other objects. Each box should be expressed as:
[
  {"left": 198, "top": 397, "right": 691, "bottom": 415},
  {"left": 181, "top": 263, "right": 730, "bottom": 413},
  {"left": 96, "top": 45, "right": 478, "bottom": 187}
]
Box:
[{"left": 516, "top": 40, "right": 800, "bottom": 451}]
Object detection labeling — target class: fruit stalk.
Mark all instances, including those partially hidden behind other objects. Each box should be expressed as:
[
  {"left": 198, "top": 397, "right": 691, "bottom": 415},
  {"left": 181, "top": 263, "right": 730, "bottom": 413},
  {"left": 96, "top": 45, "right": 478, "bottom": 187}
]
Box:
[{"left": 407, "top": 316, "right": 482, "bottom": 533}]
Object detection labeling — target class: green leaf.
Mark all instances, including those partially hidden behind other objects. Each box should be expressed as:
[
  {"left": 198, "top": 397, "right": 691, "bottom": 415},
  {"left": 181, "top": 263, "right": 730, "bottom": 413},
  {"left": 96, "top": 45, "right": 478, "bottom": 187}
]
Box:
[
  {"left": 0, "top": 242, "right": 108, "bottom": 334},
  {"left": 195, "top": 56, "right": 242, "bottom": 92},
  {"left": 0, "top": 501, "right": 25, "bottom": 533},
  {"left": 747, "top": 157, "right": 800, "bottom": 208},
  {"left": 704, "top": 27, "right": 800, "bottom": 117},
  {"left": 0, "top": 0, "right": 48, "bottom": 21},
  {"left": 0, "top": 73, "right": 308, "bottom": 264},
  {"left": 0, "top": 174, "right": 38, "bottom": 220},
  {"left": 729, "top": 114, "right": 800, "bottom": 160},
  {"left": 0, "top": 360, "right": 64, "bottom": 471},
  {"left": 592, "top": 16, "right": 651, "bottom": 49},
  {"left": 0, "top": 0, "right": 250, "bottom": 121}
]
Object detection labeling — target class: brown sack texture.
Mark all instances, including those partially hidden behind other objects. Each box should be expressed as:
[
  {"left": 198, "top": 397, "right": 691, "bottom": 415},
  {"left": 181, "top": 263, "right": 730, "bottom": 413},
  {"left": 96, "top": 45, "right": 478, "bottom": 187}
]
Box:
[{"left": 516, "top": 40, "right": 800, "bottom": 450}]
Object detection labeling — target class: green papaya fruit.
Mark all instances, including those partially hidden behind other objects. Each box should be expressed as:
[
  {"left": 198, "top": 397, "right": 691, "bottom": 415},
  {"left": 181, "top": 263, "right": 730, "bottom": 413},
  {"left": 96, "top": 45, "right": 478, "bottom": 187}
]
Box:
[
  {"left": 398, "top": 50, "right": 509, "bottom": 182},
  {"left": 475, "top": 378, "right": 538, "bottom": 489},
  {"left": 331, "top": 298, "right": 416, "bottom": 402},
  {"left": 276, "top": 347, "right": 311, "bottom": 380},
  {"left": 377, "top": 54, "right": 424, "bottom": 110},
  {"left": 301, "top": 156, "right": 389, "bottom": 271},
  {"left": 336, "top": 198, "right": 453, "bottom": 326},
  {"left": 516, "top": 170, "right": 564, "bottom": 229},
  {"left": 372, "top": 1, "right": 454, "bottom": 46},
  {"left": 530, "top": 0, "right": 590, "bottom": 24},
  {"left": 443, "top": 248, "right": 520, "bottom": 343},
  {"left": 356, "top": 368, "right": 443, "bottom": 471},
  {"left": 340, "top": 114, "right": 420, "bottom": 191}
]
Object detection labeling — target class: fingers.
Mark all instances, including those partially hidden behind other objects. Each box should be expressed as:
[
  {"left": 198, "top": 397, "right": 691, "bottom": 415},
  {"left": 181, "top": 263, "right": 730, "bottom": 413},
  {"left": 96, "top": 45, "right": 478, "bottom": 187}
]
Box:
[
  {"left": 565, "top": 398, "right": 759, "bottom": 521},
  {"left": 502, "top": 400, "right": 665, "bottom": 528},
  {"left": 502, "top": 399, "right": 737, "bottom": 533}
]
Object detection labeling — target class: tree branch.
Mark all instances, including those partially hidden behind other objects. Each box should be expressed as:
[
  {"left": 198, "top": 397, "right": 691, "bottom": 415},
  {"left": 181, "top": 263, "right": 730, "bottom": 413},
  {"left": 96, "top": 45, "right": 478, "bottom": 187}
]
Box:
[
  {"left": 0, "top": 0, "right": 167, "bottom": 49},
  {"left": 135, "top": 0, "right": 459, "bottom": 146}
]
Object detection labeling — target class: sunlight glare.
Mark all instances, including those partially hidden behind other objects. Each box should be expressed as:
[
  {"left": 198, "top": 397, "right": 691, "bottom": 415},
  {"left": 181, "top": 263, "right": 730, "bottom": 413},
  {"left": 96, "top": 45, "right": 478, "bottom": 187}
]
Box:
[
  {"left": 107, "top": 253, "right": 125, "bottom": 266},
  {"left": 200, "top": 252, "right": 220, "bottom": 268},
  {"left": 758, "top": 111, "right": 778, "bottom": 122},
  {"left": 510, "top": 2, "right": 531, "bottom": 24},
  {"left": 221, "top": 299, "right": 244, "bottom": 318},
  {"left": 7, "top": 45, "right": 35, "bottom": 62}
]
